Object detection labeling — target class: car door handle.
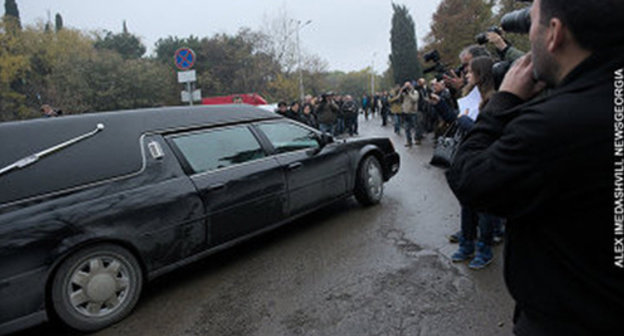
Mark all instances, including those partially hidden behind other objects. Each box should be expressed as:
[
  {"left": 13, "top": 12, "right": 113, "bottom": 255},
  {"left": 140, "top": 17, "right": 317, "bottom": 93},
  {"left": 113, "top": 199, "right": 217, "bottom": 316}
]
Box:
[
  {"left": 287, "top": 162, "right": 303, "bottom": 171},
  {"left": 208, "top": 183, "right": 226, "bottom": 191}
]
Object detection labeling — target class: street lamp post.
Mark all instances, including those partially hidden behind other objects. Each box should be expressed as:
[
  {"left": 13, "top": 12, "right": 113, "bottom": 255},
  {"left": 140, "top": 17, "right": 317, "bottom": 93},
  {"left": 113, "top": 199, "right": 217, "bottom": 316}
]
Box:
[{"left": 295, "top": 20, "right": 312, "bottom": 103}]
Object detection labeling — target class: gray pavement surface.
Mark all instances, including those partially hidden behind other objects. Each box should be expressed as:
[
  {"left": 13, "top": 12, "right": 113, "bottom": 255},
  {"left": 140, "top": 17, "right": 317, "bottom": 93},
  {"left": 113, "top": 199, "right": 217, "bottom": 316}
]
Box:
[{"left": 16, "top": 114, "right": 514, "bottom": 336}]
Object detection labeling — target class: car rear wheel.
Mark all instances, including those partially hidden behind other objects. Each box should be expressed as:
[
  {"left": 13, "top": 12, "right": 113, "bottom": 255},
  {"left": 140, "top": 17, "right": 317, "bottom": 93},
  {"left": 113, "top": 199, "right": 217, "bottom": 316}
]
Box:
[
  {"left": 354, "top": 155, "right": 384, "bottom": 206},
  {"left": 51, "top": 244, "right": 143, "bottom": 332}
]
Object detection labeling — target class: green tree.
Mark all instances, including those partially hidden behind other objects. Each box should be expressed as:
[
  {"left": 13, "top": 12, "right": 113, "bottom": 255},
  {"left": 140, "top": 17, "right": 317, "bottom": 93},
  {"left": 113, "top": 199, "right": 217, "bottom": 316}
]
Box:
[
  {"left": 155, "top": 30, "right": 283, "bottom": 101},
  {"left": 423, "top": 0, "right": 495, "bottom": 68},
  {"left": 389, "top": 3, "right": 423, "bottom": 85},
  {"left": 323, "top": 70, "right": 375, "bottom": 97},
  {"left": 94, "top": 23, "right": 146, "bottom": 59},
  {"left": 55, "top": 13, "right": 63, "bottom": 32},
  {"left": 0, "top": 18, "right": 29, "bottom": 120},
  {"left": 3, "top": 0, "right": 20, "bottom": 29}
]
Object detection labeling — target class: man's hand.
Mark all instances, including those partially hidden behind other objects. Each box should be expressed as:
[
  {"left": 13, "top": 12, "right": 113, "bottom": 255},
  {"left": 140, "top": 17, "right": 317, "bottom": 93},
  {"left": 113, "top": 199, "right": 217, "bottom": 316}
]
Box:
[
  {"left": 443, "top": 70, "right": 464, "bottom": 91},
  {"left": 487, "top": 32, "right": 507, "bottom": 51},
  {"left": 499, "top": 53, "right": 547, "bottom": 101},
  {"left": 429, "top": 93, "right": 441, "bottom": 105}
]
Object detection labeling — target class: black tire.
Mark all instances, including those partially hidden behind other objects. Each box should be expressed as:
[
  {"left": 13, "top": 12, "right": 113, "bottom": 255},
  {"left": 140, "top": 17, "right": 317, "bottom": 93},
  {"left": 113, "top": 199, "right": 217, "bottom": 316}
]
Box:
[
  {"left": 51, "top": 244, "right": 143, "bottom": 332},
  {"left": 354, "top": 155, "right": 384, "bottom": 206}
]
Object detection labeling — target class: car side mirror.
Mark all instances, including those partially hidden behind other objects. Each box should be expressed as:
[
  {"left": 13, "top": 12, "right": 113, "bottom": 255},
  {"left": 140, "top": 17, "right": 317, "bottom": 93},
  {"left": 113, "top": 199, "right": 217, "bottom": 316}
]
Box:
[
  {"left": 306, "top": 132, "right": 332, "bottom": 156},
  {"left": 318, "top": 132, "right": 333, "bottom": 148}
]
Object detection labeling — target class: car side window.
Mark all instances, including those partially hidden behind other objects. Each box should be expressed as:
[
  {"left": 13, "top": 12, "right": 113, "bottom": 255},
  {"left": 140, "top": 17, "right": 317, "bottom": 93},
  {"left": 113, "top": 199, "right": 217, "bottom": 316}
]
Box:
[
  {"left": 171, "top": 126, "right": 265, "bottom": 174},
  {"left": 257, "top": 122, "right": 320, "bottom": 154}
]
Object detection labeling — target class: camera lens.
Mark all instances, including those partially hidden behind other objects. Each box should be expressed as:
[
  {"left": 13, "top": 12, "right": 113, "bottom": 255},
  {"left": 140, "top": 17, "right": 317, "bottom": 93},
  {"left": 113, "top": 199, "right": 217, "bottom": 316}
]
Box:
[
  {"left": 501, "top": 7, "right": 531, "bottom": 34},
  {"left": 475, "top": 33, "right": 488, "bottom": 45}
]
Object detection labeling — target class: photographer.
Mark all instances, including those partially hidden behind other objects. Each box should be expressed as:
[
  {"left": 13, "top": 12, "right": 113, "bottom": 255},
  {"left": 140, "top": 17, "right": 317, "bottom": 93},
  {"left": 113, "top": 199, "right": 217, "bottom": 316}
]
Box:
[
  {"left": 443, "top": 45, "right": 491, "bottom": 100},
  {"left": 447, "top": 0, "right": 624, "bottom": 334},
  {"left": 399, "top": 81, "right": 422, "bottom": 146},
  {"left": 341, "top": 95, "right": 359, "bottom": 136},
  {"left": 486, "top": 31, "right": 525, "bottom": 62},
  {"left": 315, "top": 92, "right": 339, "bottom": 135},
  {"left": 388, "top": 85, "right": 403, "bottom": 135}
]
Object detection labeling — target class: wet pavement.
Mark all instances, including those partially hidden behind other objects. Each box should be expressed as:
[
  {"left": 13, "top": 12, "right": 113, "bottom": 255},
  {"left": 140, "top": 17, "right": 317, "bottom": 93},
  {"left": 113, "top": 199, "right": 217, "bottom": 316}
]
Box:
[{"left": 16, "top": 114, "right": 514, "bottom": 336}]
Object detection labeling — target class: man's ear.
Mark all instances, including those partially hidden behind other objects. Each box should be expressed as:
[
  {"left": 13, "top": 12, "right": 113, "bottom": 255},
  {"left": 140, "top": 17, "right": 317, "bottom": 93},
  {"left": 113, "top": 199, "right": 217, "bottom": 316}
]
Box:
[{"left": 546, "top": 17, "right": 565, "bottom": 53}]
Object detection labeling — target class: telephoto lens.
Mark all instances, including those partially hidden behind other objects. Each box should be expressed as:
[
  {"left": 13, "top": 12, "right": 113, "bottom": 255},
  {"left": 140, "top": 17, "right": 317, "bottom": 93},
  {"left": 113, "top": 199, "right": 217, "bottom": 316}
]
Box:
[{"left": 501, "top": 7, "right": 531, "bottom": 34}]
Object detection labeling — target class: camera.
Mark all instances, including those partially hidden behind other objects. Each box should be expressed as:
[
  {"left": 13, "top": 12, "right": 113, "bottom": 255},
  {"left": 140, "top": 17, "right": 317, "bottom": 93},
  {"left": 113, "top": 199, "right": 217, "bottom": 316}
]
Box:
[
  {"left": 501, "top": 7, "right": 531, "bottom": 34},
  {"left": 423, "top": 50, "right": 449, "bottom": 75},
  {"left": 423, "top": 50, "right": 441, "bottom": 63},
  {"left": 475, "top": 26, "right": 503, "bottom": 45},
  {"left": 423, "top": 49, "right": 467, "bottom": 79},
  {"left": 491, "top": 1, "right": 532, "bottom": 85}
]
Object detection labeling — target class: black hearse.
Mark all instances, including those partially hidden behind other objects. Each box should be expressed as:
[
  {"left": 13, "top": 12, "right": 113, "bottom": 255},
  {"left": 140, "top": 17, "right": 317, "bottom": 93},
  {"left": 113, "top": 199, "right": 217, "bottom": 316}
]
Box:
[{"left": 0, "top": 105, "right": 399, "bottom": 334}]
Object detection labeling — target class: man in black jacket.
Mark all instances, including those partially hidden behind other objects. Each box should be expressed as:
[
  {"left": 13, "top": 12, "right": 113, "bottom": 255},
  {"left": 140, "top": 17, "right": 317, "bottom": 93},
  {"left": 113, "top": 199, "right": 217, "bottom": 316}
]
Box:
[{"left": 446, "top": 0, "right": 624, "bottom": 334}]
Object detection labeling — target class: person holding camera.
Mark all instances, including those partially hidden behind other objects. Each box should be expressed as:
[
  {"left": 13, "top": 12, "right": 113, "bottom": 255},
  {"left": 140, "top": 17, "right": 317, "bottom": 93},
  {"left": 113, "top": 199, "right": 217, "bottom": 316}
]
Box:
[
  {"left": 315, "top": 92, "right": 339, "bottom": 135},
  {"left": 447, "top": 0, "right": 624, "bottom": 334},
  {"left": 443, "top": 45, "right": 491, "bottom": 100},
  {"left": 388, "top": 85, "right": 403, "bottom": 135},
  {"left": 342, "top": 95, "right": 359, "bottom": 136},
  {"left": 485, "top": 30, "right": 525, "bottom": 63},
  {"left": 399, "top": 81, "right": 422, "bottom": 146}
]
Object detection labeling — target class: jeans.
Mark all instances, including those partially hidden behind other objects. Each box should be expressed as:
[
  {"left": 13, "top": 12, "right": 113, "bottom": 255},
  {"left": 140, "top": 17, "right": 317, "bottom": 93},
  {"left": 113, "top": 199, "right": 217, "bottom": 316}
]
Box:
[
  {"left": 393, "top": 114, "right": 402, "bottom": 134},
  {"left": 404, "top": 113, "right": 423, "bottom": 144},
  {"left": 381, "top": 108, "right": 389, "bottom": 126},
  {"left": 319, "top": 123, "right": 334, "bottom": 135},
  {"left": 335, "top": 117, "right": 345, "bottom": 135},
  {"left": 460, "top": 206, "right": 498, "bottom": 246},
  {"left": 456, "top": 115, "right": 475, "bottom": 133},
  {"left": 345, "top": 115, "right": 358, "bottom": 135}
]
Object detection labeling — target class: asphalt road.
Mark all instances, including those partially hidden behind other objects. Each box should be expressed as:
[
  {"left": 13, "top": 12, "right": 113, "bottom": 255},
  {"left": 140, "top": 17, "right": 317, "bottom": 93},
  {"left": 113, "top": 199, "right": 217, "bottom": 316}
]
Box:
[{"left": 16, "top": 114, "right": 514, "bottom": 336}]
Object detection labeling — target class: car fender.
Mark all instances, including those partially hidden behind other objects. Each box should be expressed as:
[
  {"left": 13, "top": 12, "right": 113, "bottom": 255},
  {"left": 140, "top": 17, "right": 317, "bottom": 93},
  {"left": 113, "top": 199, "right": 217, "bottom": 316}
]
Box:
[{"left": 354, "top": 144, "right": 384, "bottom": 183}]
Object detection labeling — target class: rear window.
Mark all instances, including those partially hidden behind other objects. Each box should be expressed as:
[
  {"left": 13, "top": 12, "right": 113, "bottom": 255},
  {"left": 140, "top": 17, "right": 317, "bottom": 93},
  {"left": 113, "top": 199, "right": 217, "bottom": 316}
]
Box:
[{"left": 0, "top": 118, "right": 144, "bottom": 205}]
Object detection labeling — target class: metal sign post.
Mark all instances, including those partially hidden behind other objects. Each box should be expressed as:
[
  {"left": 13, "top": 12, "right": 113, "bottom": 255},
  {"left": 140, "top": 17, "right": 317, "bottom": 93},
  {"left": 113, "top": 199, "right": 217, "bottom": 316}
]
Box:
[{"left": 175, "top": 48, "right": 200, "bottom": 106}]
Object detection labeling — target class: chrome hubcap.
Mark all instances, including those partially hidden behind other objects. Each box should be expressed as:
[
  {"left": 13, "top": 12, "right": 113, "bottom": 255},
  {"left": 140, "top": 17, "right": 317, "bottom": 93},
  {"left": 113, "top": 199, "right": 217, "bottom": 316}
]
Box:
[
  {"left": 68, "top": 256, "right": 130, "bottom": 317},
  {"left": 367, "top": 161, "right": 383, "bottom": 199}
]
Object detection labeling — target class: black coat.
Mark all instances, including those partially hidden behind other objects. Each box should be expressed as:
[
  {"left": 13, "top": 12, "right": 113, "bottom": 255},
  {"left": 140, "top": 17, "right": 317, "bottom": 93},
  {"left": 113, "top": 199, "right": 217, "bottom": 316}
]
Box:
[{"left": 447, "top": 48, "right": 624, "bottom": 334}]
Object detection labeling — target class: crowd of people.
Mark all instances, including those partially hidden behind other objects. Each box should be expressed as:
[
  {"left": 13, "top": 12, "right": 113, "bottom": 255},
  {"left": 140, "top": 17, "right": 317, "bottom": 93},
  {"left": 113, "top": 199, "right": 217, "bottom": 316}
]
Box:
[
  {"left": 277, "top": 1, "right": 624, "bottom": 332},
  {"left": 273, "top": 31, "right": 523, "bottom": 271},
  {"left": 274, "top": 93, "right": 375, "bottom": 137}
]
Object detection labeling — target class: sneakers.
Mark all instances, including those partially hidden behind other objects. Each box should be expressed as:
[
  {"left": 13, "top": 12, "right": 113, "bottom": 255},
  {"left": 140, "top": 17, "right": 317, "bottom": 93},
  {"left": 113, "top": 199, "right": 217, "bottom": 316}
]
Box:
[
  {"left": 448, "top": 230, "right": 461, "bottom": 243},
  {"left": 414, "top": 139, "right": 422, "bottom": 145},
  {"left": 452, "top": 239, "right": 494, "bottom": 269},
  {"left": 451, "top": 239, "right": 475, "bottom": 262},
  {"left": 405, "top": 143, "right": 413, "bottom": 147},
  {"left": 468, "top": 242, "right": 493, "bottom": 270}
]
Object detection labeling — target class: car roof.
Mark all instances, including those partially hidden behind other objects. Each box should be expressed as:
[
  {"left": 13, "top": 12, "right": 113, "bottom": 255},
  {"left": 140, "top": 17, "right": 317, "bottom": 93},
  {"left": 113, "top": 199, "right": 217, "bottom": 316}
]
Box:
[
  {"left": 0, "top": 104, "right": 280, "bottom": 163},
  {"left": 0, "top": 105, "right": 281, "bottom": 205}
]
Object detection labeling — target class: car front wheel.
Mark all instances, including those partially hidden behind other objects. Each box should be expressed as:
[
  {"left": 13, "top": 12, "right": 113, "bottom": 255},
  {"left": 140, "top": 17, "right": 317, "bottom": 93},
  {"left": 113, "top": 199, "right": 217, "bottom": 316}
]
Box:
[
  {"left": 51, "top": 243, "right": 143, "bottom": 332},
  {"left": 354, "top": 155, "right": 384, "bottom": 206}
]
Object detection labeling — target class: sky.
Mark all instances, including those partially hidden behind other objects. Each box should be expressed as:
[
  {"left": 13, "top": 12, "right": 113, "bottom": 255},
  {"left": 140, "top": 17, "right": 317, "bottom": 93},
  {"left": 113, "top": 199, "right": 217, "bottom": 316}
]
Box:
[{"left": 17, "top": 0, "right": 443, "bottom": 73}]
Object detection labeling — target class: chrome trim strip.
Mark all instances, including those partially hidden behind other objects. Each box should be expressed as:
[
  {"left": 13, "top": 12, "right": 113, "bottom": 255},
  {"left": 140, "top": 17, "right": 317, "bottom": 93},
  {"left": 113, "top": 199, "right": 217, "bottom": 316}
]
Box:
[
  {"left": 0, "top": 124, "right": 104, "bottom": 177},
  {"left": 0, "top": 133, "right": 150, "bottom": 209}
]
